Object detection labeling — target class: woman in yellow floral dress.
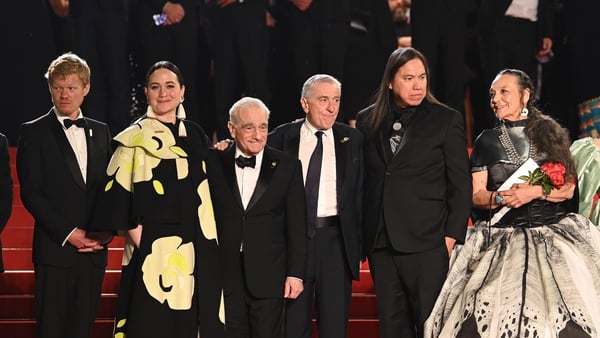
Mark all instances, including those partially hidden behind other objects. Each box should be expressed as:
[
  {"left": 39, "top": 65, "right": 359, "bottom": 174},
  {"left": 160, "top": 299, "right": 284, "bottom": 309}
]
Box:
[{"left": 93, "top": 61, "right": 224, "bottom": 338}]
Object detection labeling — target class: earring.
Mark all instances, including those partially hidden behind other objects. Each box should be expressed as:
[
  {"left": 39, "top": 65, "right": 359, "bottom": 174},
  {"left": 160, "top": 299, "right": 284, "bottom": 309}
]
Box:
[{"left": 520, "top": 107, "right": 529, "bottom": 117}]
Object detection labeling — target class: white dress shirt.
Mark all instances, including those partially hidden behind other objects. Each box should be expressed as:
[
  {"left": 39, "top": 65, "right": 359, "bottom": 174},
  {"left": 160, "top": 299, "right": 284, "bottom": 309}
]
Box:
[
  {"left": 234, "top": 148, "right": 263, "bottom": 252},
  {"left": 56, "top": 109, "right": 88, "bottom": 182},
  {"left": 56, "top": 109, "right": 88, "bottom": 246},
  {"left": 234, "top": 148, "right": 263, "bottom": 210},
  {"left": 505, "top": 0, "right": 539, "bottom": 22},
  {"left": 299, "top": 121, "right": 338, "bottom": 217}
]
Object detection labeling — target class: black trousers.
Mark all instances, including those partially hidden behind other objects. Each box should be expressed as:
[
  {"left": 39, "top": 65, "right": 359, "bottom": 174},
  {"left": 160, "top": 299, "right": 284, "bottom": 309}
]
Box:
[
  {"left": 369, "top": 245, "right": 449, "bottom": 338},
  {"left": 479, "top": 16, "right": 538, "bottom": 88},
  {"left": 225, "top": 253, "right": 285, "bottom": 338},
  {"left": 285, "top": 225, "right": 352, "bottom": 338},
  {"left": 34, "top": 257, "right": 105, "bottom": 338}
]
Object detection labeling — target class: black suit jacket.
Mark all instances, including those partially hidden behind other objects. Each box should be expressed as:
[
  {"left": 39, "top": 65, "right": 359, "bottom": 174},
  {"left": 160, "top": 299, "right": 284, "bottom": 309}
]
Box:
[
  {"left": 208, "top": 146, "right": 307, "bottom": 298},
  {"left": 16, "top": 110, "right": 111, "bottom": 267},
  {"left": 268, "top": 120, "right": 364, "bottom": 279},
  {"left": 478, "top": 0, "right": 554, "bottom": 40},
  {"left": 0, "top": 133, "right": 12, "bottom": 272},
  {"left": 356, "top": 101, "right": 472, "bottom": 255}
]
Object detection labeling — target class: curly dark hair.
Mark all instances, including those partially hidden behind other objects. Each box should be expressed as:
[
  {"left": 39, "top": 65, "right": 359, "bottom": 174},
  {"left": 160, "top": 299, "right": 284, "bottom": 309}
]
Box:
[{"left": 496, "top": 69, "right": 575, "bottom": 179}]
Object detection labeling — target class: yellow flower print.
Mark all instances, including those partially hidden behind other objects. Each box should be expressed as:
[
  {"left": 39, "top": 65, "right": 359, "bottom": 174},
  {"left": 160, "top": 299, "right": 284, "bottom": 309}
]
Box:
[
  {"left": 142, "top": 236, "right": 195, "bottom": 310},
  {"left": 106, "top": 119, "right": 189, "bottom": 193},
  {"left": 198, "top": 160, "right": 217, "bottom": 242}
]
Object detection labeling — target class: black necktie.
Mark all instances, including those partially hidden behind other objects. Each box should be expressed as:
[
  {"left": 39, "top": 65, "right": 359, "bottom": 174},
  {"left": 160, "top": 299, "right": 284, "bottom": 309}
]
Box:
[
  {"left": 235, "top": 155, "right": 256, "bottom": 169},
  {"left": 305, "top": 131, "right": 324, "bottom": 238},
  {"left": 64, "top": 118, "right": 86, "bottom": 129}
]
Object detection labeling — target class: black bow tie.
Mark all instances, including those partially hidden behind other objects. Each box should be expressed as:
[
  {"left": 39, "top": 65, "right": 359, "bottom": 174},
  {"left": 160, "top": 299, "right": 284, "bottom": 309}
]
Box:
[
  {"left": 236, "top": 155, "right": 256, "bottom": 169},
  {"left": 63, "top": 118, "right": 86, "bottom": 129}
]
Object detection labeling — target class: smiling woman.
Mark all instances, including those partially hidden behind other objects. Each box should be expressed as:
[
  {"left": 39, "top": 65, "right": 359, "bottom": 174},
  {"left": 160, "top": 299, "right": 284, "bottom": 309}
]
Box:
[
  {"left": 144, "top": 64, "right": 185, "bottom": 124},
  {"left": 425, "top": 69, "right": 600, "bottom": 338},
  {"left": 90, "top": 61, "right": 225, "bottom": 338},
  {"left": 489, "top": 71, "right": 530, "bottom": 122}
]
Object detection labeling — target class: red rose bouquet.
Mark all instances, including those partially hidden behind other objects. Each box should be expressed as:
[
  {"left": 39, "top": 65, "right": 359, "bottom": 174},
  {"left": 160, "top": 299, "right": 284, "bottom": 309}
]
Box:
[{"left": 519, "top": 161, "right": 567, "bottom": 195}]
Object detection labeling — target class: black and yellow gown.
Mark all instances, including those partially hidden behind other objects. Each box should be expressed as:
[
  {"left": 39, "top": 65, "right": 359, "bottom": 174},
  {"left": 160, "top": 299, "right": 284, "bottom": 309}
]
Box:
[{"left": 94, "top": 117, "right": 224, "bottom": 338}]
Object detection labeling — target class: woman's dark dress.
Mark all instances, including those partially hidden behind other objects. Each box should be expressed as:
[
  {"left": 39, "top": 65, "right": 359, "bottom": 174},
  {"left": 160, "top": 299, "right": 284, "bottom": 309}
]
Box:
[{"left": 96, "top": 117, "right": 224, "bottom": 338}]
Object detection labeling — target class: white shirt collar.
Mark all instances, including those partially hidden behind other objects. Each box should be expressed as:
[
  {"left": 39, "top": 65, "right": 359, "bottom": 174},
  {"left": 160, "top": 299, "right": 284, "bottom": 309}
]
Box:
[{"left": 303, "top": 119, "right": 333, "bottom": 139}]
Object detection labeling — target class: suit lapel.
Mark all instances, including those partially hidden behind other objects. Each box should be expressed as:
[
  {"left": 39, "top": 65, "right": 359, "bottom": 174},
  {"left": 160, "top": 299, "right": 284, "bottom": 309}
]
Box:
[
  {"left": 83, "top": 118, "right": 97, "bottom": 184},
  {"left": 376, "top": 126, "right": 393, "bottom": 163},
  {"left": 221, "top": 147, "right": 244, "bottom": 210},
  {"left": 281, "top": 122, "right": 302, "bottom": 157},
  {"left": 390, "top": 105, "right": 426, "bottom": 160},
  {"left": 246, "top": 147, "right": 276, "bottom": 211},
  {"left": 48, "top": 111, "right": 86, "bottom": 190},
  {"left": 332, "top": 124, "right": 348, "bottom": 195}
]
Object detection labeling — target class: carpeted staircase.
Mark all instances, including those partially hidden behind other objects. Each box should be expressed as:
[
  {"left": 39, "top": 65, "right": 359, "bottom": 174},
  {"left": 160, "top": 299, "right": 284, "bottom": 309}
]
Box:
[{"left": 0, "top": 148, "right": 379, "bottom": 338}]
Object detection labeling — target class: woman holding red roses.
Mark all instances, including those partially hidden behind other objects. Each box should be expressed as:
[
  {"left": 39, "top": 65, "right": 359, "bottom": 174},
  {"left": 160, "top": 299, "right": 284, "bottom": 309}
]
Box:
[{"left": 425, "top": 69, "right": 600, "bottom": 337}]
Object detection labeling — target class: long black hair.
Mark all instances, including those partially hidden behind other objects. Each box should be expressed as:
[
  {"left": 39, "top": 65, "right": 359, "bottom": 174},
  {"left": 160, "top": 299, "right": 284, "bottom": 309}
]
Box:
[
  {"left": 361, "top": 47, "right": 441, "bottom": 139},
  {"left": 145, "top": 60, "right": 185, "bottom": 87}
]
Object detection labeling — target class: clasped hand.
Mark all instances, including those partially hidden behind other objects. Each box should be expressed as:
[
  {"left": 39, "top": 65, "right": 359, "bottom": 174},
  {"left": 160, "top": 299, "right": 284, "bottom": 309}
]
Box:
[
  {"left": 497, "top": 183, "right": 541, "bottom": 209},
  {"left": 68, "top": 228, "right": 112, "bottom": 253}
]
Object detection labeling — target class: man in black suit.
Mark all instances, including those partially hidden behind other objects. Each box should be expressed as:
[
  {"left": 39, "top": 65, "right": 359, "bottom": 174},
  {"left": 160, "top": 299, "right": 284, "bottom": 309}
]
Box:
[
  {"left": 478, "top": 0, "right": 554, "bottom": 87},
  {"left": 208, "top": 97, "right": 307, "bottom": 338},
  {"left": 410, "top": 0, "right": 467, "bottom": 116},
  {"left": 268, "top": 74, "right": 363, "bottom": 338},
  {"left": 356, "top": 47, "right": 472, "bottom": 337},
  {"left": 0, "top": 133, "right": 12, "bottom": 273},
  {"left": 473, "top": 0, "right": 554, "bottom": 133},
  {"left": 273, "top": 0, "right": 351, "bottom": 119},
  {"left": 210, "top": 0, "right": 270, "bottom": 139},
  {"left": 16, "top": 53, "right": 113, "bottom": 338},
  {"left": 69, "top": 0, "right": 132, "bottom": 135},
  {"left": 132, "top": 0, "right": 202, "bottom": 123}
]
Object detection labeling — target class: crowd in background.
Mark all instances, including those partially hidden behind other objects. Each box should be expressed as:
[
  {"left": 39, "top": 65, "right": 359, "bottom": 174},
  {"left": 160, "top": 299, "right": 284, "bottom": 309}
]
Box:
[
  {"left": 3, "top": 1, "right": 600, "bottom": 337},
  {"left": 3, "top": 0, "right": 599, "bottom": 146}
]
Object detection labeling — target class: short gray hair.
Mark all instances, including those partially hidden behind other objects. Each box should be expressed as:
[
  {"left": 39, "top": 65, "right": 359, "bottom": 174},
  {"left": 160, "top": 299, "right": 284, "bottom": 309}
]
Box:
[
  {"left": 229, "top": 97, "right": 270, "bottom": 124},
  {"left": 301, "top": 74, "right": 341, "bottom": 98}
]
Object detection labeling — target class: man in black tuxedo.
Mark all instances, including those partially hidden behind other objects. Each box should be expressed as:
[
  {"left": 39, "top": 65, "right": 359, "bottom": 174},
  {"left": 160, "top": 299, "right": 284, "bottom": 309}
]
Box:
[
  {"left": 356, "top": 47, "right": 472, "bottom": 337},
  {"left": 69, "top": 0, "right": 132, "bottom": 135},
  {"left": 0, "top": 133, "right": 12, "bottom": 273},
  {"left": 16, "top": 53, "right": 113, "bottom": 338},
  {"left": 478, "top": 0, "right": 554, "bottom": 86},
  {"left": 273, "top": 0, "right": 351, "bottom": 119},
  {"left": 208, "top": 97, "right": 307, "bottom": 338},
  {"left": 210, "top": 0, "right": 270, "bottom": 139},
  {"left": 411, "top": 0, "right": 467, "bottom": 114},
  {"left": 268, "top": 74, "right": 363, "bottom": 338},
  {"left": 472, "top": 0, "right": 554, "bottom": 133}
]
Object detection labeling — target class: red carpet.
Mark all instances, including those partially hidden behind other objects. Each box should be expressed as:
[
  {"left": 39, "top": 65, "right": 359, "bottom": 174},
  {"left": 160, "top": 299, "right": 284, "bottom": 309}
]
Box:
[{"left": 0, "top": 147, "right": 379, "bottom": 338}]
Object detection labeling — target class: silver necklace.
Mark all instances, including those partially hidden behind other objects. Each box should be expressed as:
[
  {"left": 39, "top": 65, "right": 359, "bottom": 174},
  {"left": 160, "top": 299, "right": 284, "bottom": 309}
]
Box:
[{"left": 498, "top": 122, "right": 538, "bottom": 165}]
